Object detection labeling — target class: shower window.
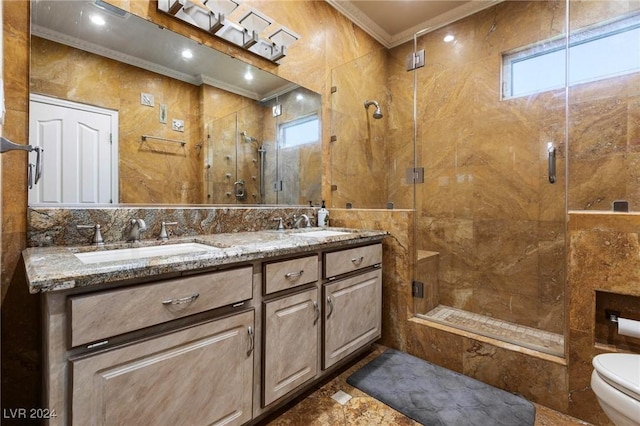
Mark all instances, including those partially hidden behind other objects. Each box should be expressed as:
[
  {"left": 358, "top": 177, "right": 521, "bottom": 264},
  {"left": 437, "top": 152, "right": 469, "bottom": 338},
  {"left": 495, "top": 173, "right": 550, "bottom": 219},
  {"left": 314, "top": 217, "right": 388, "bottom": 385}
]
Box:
[
  {"left": 279, "top": 114, "right": 319, "bottom": 148},
  {"left": 502, "top": 13, "right": 640, "bottom": 99}
]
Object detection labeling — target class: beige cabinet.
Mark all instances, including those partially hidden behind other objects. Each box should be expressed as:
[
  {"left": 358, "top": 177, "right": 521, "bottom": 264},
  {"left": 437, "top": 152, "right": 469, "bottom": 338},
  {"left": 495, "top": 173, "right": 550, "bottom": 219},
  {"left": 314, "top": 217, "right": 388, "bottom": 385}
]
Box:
[
  {"left": 71, "top": 310, "right": 255, "bottom": 426},
  {"left": 263, "top": 287, "right": 320, "bottom": 407},
  {"left": 323, "top": 268, "right": 382, "bottom": 369}
]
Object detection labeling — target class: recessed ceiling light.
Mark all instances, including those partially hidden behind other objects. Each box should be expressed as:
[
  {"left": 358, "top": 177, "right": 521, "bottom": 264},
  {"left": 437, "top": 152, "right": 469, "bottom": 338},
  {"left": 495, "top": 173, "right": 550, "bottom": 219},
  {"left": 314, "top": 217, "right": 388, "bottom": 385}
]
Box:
[
  {"left": 181, "top": 49, "right": 193, "bottom": 59},
  {"left": 91, "top": 15, "right": 106, "bottom": 26},
  {"left": 444, "top": 34, "right": 455, "bottom": 43}
]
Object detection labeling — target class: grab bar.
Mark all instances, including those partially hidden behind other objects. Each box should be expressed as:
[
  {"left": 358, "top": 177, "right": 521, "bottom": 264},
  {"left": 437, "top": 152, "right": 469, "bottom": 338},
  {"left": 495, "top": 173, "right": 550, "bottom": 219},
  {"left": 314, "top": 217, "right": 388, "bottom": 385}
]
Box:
[
  {"left": 547, "top": 142, "right": 556, "bottom": 184},
  {"left": 141, "top": 135, "right": 186, "bottom": 147}
]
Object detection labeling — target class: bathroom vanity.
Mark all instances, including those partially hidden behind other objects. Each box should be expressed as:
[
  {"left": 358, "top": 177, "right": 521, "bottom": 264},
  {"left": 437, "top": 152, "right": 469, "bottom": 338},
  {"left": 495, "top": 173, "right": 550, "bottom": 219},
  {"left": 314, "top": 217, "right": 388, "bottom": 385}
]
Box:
[{"left": 23, "top": 228, "right": 386, "bottom": 425}]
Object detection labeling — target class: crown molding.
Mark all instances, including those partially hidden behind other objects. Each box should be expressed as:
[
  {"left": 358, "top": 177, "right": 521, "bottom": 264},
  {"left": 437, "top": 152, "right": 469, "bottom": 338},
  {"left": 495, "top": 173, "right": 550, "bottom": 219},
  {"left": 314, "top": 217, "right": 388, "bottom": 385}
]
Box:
[
  {"left": 326, "top": 0, "right": 392, "bottom": 47},
  {"left": 326, "top": 0, "right": 502, "bottom": 49},
  {"left": 31, "top": 25, "right": 263, "bottom": 100},
  {"left": 31, "top": 25, "right": 201, "bottom": 85}
]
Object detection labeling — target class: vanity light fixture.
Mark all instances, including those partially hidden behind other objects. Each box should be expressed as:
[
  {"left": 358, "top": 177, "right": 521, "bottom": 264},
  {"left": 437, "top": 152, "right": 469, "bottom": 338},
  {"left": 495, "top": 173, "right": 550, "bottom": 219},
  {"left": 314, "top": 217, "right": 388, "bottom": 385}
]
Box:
[
  {"left": 239, "top": 9, "right": 273, "bottom": 34},
  {"left": 205, "top": 0, "right": 241, "bottom": 17},
  {"left": 157, "top": 0, "right": 299, "bottom": 63},
  {"left": 269, "top": 27, "right": 299, "bottom": 48}
]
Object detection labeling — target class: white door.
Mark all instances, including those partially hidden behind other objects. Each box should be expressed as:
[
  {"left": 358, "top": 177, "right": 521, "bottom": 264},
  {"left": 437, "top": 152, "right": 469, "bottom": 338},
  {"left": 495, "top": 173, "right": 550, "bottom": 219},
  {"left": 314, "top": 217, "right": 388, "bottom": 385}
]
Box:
[{"left": 28, "top": 94, "right": 118, "bottom": 205}]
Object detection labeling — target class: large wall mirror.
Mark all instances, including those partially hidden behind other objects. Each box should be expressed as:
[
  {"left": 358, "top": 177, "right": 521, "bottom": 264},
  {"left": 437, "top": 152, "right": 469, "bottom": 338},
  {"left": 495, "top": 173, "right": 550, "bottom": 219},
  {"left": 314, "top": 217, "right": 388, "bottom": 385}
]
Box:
[{"left": 28, "top": 0, "right": 321, "bottom": 206}]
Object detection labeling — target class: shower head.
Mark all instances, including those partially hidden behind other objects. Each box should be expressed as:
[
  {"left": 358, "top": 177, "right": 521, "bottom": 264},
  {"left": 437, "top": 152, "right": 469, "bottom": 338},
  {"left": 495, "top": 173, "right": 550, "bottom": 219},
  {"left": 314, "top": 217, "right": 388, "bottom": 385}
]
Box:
[
  {"left": 364, "top": 100, "right": 383, "bottom": 119},
  {"left": 240, "top": 131, "right": 258, "bottom": 143}
]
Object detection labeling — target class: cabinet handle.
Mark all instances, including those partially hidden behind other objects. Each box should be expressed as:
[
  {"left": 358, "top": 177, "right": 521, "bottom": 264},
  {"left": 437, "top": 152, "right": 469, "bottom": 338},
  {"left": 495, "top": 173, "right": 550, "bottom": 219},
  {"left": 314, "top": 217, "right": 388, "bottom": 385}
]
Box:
[
  {"left": 284, "top": 270, "right": 304, "bottom": 279},
  {"left": 313, "top": 301, "right": 319, "bottom": 325},
  {"left": 327, "top": 296, "right": 334, "bottom": 319},
  {"left": 247, "top": 326, "right": 254, "bottom": 356},
  {"left": 161, "top": 293, "right": 199, "bottom": 306},
  {"left": 351, "top": 256, "right": 364, "bottom": 265}
]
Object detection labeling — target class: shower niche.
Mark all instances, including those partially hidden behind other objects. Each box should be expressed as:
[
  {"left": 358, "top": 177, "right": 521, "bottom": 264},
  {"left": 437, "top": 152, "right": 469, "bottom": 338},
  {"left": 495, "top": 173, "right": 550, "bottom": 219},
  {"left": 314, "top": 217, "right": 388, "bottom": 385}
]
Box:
[{"left": 205, "top": 86, "right": 321, "bottom": 205}]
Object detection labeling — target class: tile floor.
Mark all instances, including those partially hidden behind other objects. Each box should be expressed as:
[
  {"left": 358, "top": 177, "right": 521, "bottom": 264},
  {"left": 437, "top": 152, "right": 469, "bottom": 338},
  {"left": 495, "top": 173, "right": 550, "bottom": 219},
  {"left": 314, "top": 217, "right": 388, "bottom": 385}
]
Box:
[
  {"left": 266, "top": 346, "right": 592, "bottom": 426},
  {"left": 421, "top": 305, "right": 565, "bottom": 356}
]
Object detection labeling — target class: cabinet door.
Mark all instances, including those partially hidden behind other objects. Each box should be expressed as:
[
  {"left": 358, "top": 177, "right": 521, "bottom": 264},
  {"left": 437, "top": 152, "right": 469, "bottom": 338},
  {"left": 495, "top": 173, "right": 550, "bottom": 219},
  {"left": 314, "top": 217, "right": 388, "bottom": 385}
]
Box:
[
  {"left": 71, "top": 310, "right": 255, "bottom": 426},
  {"left": 263, "top": 287, "right": 319, "bottom": 407},
  {"left": 323, "top": 268, "right": 382, "bottom": 369}
]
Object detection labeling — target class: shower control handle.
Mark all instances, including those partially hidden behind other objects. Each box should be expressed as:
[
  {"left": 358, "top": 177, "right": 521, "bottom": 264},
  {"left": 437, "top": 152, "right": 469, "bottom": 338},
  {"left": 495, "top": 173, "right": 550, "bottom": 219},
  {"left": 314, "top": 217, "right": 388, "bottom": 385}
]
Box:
[
  {"left": 547, "top": 143, "right": 556, "bottom": 184},
  {"left": 234, "top": 180, "right": 246, "bottom": 200}
]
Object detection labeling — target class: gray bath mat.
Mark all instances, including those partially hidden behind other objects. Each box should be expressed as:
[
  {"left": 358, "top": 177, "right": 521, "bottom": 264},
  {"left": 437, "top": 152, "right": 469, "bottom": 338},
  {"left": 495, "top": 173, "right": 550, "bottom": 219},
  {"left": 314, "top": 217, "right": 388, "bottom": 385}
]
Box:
[{"left": 346, "top": 349, "right": 535, "bottom": 426}]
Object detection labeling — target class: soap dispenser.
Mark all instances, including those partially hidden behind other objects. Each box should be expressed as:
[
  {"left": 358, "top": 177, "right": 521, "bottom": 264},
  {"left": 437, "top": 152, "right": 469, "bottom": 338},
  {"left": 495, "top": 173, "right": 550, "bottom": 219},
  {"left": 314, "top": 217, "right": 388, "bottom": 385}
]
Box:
[{"left": 318, "top": 200, "right": 329, "bottom": 228}]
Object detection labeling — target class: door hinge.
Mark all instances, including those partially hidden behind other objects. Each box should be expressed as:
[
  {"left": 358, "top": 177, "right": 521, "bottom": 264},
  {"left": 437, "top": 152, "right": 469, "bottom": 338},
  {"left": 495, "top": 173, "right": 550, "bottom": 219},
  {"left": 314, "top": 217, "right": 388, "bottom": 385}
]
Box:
[
  {"left": 406, "top": 50, "right": 425, "bottom": 71},
  {"left": 412, "top": 281, "right": 424, "bottom": 298},
  {"left": 406, "top": 167, "right": 425, "bottom": 184}
]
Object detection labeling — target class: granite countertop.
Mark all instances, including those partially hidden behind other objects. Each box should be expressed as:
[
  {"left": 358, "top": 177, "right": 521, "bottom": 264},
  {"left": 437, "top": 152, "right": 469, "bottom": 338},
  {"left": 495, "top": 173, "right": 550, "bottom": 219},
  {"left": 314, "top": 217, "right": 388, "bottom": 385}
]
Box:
[{"left": 23, "top": 227, "right": 388, "bottom": 294}]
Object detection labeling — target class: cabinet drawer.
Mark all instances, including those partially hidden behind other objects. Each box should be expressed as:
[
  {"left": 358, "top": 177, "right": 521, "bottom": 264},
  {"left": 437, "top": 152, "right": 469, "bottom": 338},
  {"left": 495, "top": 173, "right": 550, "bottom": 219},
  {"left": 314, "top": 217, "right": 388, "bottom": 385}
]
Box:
[
  {"left": 264, "top": 255, "right": 318, "bottom": 295},
  {"left": 324, "top": 243, "right": 382, "bottom": 278},
  {"left": 69, "top": 266, "right": 253, "bottom": 347}
]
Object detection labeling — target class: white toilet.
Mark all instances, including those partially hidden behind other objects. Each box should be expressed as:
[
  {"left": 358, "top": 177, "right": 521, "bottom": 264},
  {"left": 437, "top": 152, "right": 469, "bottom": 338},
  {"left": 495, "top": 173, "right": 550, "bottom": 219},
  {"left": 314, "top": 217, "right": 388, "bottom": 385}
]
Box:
[{"left": 591, "top": 353, "right": 640, "bottom": 426}]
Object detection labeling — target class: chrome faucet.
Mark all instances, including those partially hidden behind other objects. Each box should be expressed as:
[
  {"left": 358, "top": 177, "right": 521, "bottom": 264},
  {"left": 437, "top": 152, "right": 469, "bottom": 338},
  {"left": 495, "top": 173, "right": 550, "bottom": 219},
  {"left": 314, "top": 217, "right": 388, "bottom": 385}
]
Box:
[
  {"left": 127, "top": 219, "right": 147, "bottom": 242},
  {"left": 158, "top": 221, "right": 178, "bottom": 241},
  {"left": 76, "top": 223, "right": 104, "bottom": 246},
  {"left": 293, "top": 214, "right": 311, "bottom": 228}
]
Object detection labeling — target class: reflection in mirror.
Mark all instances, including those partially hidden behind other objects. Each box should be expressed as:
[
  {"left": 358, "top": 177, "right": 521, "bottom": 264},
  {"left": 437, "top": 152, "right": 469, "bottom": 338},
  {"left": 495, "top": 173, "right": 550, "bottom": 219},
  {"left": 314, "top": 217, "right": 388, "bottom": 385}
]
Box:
[
  {"left": 29, "top": 0, "right": 321, "bottom": 206},
  {"left": 206, "top": 86, "right": 321, "bottom": 205}
]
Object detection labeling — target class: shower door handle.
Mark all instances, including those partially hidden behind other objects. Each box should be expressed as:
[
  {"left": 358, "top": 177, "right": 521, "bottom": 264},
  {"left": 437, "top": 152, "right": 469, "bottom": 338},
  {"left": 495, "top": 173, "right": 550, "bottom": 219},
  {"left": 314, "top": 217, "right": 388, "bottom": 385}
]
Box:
[{"left": 547, "top": 143, "right": 556, "bottom": 184}]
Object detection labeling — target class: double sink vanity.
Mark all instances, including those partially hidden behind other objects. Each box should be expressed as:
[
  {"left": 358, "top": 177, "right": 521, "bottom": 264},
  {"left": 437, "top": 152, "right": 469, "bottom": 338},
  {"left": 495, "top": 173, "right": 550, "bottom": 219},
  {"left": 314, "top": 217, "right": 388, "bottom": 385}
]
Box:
[{"left": 23, "top": 224, "right": 387, "bottom": 425}]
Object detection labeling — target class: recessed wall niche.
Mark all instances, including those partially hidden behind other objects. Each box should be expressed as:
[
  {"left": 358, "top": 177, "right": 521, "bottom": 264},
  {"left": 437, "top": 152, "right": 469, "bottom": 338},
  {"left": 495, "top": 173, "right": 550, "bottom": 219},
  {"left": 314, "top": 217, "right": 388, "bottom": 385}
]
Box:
[{"left": 595, "top": 290, "right": 640, "bottom": 352}]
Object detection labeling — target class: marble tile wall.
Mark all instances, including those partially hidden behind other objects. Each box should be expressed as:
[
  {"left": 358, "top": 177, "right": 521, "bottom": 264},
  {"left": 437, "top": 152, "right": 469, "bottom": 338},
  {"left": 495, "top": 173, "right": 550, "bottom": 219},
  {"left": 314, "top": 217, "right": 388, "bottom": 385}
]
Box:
[
  {"left": 567, "top": 1, "right": 640, "bottom": 212},
  {"left": 330, "top": 48, "right": 390, "bottom": 209},
  {"left": 387, "top": 1, "right": 571, "bottom": 334},
  {"left": 567, "top": 211, "right": 640, "bottom": 425},
  {"left": 2, "top": 0, "right": 40, "bottom": 413}
]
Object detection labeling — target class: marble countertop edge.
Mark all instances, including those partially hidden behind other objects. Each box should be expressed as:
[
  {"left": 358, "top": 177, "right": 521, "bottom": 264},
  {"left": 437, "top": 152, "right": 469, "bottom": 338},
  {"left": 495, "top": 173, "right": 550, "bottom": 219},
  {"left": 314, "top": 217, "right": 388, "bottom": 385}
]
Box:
[{"left": 23, "top": 228, "right": 388, "bottom": 294}]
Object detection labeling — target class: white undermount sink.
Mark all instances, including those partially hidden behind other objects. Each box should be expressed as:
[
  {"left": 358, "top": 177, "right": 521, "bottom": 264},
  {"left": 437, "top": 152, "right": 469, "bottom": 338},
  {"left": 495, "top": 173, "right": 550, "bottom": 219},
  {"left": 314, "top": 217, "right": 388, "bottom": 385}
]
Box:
[
  {"left": 74, "top": 243, "right": 221, "bottom": 264},
  {"left": 295, "top": 230, "right": 353, "bottom": 238}
]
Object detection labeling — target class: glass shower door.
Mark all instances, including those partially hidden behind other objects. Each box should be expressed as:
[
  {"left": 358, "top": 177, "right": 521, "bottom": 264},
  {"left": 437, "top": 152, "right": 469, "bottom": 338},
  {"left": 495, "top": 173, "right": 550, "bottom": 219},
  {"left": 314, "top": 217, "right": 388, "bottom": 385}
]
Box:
[{"left": 411, "top": 0, "right": 568, "bottom": 357}]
